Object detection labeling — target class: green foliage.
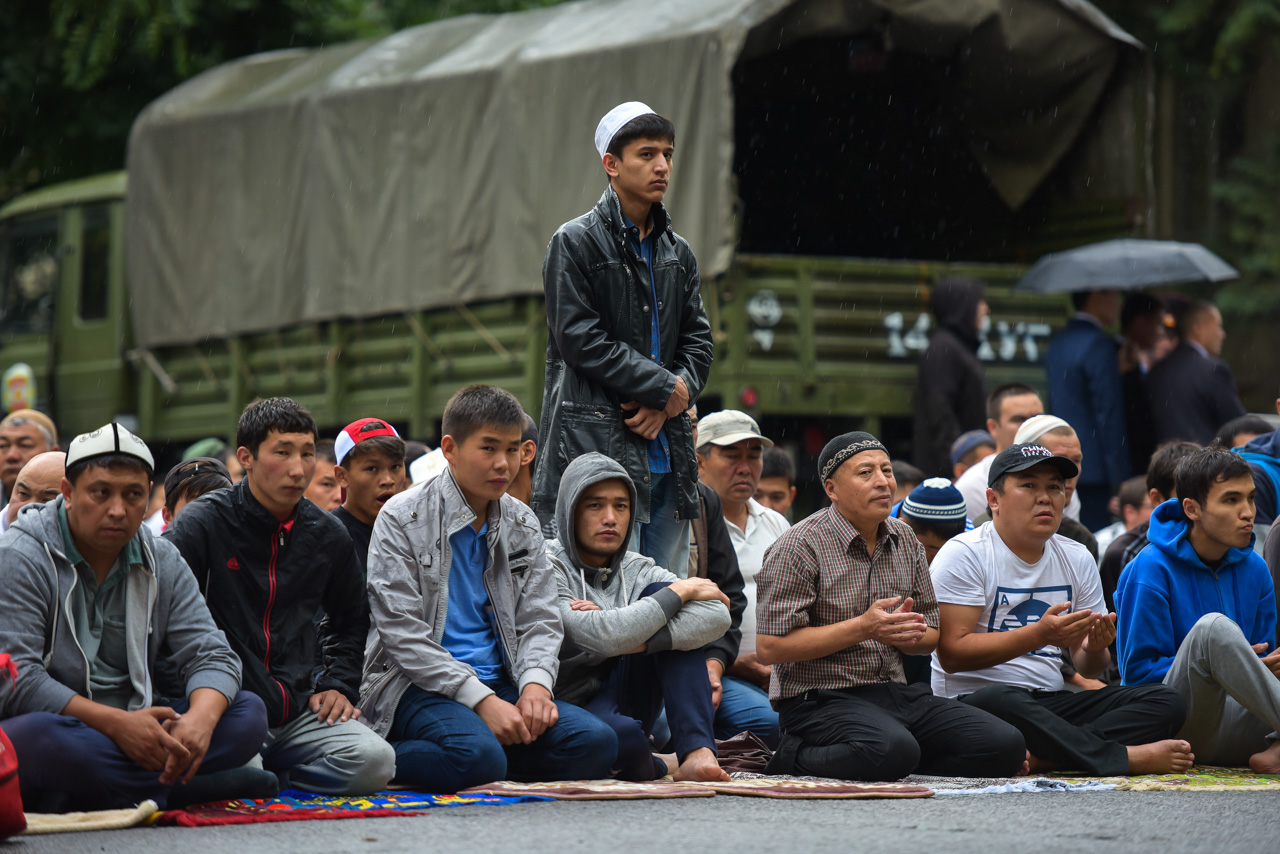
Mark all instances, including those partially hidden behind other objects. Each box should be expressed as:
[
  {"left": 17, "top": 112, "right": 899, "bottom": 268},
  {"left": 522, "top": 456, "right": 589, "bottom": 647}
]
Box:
[
  {"left": 1, "top": 0, "right": 567, "bottom": 205},
  {"left": 1098, "top": 0, "right": 1280, "bottom": 79},
  {"left": 1212, "top": 139, "right": 1280, "bottom": 313}
]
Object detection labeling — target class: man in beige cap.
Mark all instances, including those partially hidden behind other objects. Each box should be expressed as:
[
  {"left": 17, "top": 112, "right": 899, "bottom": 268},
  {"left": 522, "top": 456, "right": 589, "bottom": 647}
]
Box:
[
  {"left": 695, "top": 410, "right": 787, "bottom": 746},
  {"left": 0, "top": 408, "right": 58, "bottom": 505}
]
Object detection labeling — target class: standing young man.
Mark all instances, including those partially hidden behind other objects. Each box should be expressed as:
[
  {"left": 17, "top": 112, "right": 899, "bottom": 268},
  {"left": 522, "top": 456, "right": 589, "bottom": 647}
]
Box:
[
  {"left": 0, "top": 424, "right": 266, "bottom": 812},
  {"left": 362, "top": 385, "right": 614, "bottom": 793},
  {"left": 954, "top": 384, "right": 1045, "bottom": 520},
  {"left": 534, "top": 102, "right": 714, "bottom": 576},
  {"left": 931, "top": 444, "right": 1190, "bottom": 776},
  {"left": 165, "top": 398, "right": 395, "bottom": 795},
  {"left": 1116, "top": 447, "right": 1280, "bottom": 771},
  {"left": 755, "top": 432, "right": 1026, "bottom": 782}
]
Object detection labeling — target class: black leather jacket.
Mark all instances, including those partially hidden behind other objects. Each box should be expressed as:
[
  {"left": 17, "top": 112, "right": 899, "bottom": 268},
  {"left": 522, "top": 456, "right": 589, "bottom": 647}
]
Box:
[
  {"left": 533, "top": 185, "right": 713, "bottom": 532},
  {"left": 163, "top": 479, "right": 368, "bottom": 727}
]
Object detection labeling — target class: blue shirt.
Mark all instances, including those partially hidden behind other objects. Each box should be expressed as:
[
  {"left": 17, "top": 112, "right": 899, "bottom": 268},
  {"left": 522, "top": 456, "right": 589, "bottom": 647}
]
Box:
[
  {"left": 623, "top": 213, "right": 671, "bottom": 475},
  {"left": 440, "top": 522, "right": 505, "bottom": 683}
]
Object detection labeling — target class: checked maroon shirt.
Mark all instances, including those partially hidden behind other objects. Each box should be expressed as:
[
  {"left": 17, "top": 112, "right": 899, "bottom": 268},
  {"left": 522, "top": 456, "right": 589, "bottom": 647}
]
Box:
[{"left": 756, "top": 508, "right": 938, "bottom": 703}]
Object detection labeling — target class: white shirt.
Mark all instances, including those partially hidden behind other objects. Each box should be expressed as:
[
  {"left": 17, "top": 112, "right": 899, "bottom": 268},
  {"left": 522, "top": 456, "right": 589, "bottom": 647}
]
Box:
[
  {"left": 724, "top": 497, "right": 790, "bottom": 655},
  {"left": 955, "top": 452, "right": 1081, "bottom": 521},
  {"left": 928, "top": 522, "right": 1104, "bottom": 698}
]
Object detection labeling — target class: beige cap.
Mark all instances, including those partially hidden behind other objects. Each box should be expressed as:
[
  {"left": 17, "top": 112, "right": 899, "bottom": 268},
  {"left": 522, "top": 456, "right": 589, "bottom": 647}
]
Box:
[{"left": 695, "top": 410, "right": 773, "bottom": 451}]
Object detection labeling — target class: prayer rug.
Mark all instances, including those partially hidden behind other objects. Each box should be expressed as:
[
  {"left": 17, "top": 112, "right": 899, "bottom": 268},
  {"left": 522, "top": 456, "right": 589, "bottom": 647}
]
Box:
[
  {"left": 150, "top": 788, "right": 550, "bottom": 826},
  {"left": 708, "top": 776, "right": 933, "bottom": 799},
  {"left": 1057, "top": 766, "right": 1280, "bottom": 792},
  {"left": 22, "top": 800, "right": 159, "bottom": 834},
  {"left": 459, "top": 779, "right": 718, "bottom": 800}
]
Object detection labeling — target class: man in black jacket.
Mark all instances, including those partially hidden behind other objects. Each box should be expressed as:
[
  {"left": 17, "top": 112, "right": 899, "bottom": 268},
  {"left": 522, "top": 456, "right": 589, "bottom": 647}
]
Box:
[
  {"left": 913, "top": 278, "right": 989, "bottom": 478},
  {"left": 1148, "top": 299, "right": 1246, "bottom": 445},
  {"left": 533, "top": 102, "right": 714, "bottom": 578},
  {"left": 166, "top": 398, "right": 395, "bottom": 795}
]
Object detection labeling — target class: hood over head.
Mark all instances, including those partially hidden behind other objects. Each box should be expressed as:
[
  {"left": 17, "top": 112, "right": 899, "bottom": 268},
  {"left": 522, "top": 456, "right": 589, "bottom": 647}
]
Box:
[
  {"left": 1241, "top": 429, "right": 1280, "bottom": 457},
  {"left": 1146, "top": 496, "right": 1256, "bottom": 571},
  {"left": 931, "top": 277, "right": 985, "bottom": 351},
  {"left": 554, "top": 452, "right": 638, "bottom": 576}
]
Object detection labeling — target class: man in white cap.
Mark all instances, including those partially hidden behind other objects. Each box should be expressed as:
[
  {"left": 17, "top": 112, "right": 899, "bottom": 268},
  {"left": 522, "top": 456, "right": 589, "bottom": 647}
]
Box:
[
  {"left": 0, "top": 423, "right": 268, "bottom": 812},
  {"left": 534, "top": 101, "right": 713, "bottom": 581},
  {"left": 695, "top": 409, "right": 787, "bottom": 745}
]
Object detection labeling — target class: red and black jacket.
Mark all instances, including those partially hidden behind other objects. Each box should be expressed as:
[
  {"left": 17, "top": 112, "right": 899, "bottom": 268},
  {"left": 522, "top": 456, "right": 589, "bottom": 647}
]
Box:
[{"left": 164, "top": 479, "right": 367, "bottom": 727}]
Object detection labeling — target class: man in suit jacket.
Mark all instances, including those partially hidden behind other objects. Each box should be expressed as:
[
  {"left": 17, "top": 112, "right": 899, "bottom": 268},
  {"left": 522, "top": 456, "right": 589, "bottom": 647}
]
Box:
[
  {"left": 1147, "top": 300, "right": 1246, "bottom": 447},
  {"left": 1044, "top": 290, "right": 1130, "bottom": 531}
]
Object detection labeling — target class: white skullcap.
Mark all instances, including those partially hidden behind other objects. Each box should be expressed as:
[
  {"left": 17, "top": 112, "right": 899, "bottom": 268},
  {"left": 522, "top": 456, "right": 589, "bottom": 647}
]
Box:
[
  {"left": 594, "top": 101, "right": 656, "bottom": 160},
  {"left": 1014, "top": 414, "right": 1073, "bottom": 446},
  {"left": 66, "top": 422, "right": 155, "bottom": 471}
]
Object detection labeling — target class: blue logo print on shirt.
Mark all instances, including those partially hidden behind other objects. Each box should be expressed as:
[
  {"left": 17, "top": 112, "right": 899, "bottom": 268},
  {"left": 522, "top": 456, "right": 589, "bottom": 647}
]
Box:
[{"left": 988, "top": 584, "right": 1073, "bottom": 659}]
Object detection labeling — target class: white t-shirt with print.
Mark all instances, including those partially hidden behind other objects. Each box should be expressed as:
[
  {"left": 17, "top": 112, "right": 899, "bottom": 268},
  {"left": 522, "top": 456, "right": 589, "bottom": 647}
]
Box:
[
  {"left": 928, "top": 522, "right": 1104, "bottom": 698},
  {"left": 725, "top": 497, "right": 790, "bottom": 655}
]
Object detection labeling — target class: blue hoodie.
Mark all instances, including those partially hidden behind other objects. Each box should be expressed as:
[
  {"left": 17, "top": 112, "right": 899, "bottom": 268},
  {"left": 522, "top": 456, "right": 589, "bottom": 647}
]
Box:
[
  {"left": 1114, "top": 497, "right": 1275, "bottom": 686},
  {"left": 1238, "top": 430, "right": 1280, "bottom": 525}
]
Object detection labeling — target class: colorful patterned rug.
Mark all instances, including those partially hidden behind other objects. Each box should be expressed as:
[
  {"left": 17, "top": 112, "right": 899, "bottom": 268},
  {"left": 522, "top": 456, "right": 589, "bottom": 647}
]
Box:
[
  {"left": 150, "top": 788, "right": 551, "bottom": 826},
  {"left": 1056, "top": 766, "right": 1280, "bottom": 792}
]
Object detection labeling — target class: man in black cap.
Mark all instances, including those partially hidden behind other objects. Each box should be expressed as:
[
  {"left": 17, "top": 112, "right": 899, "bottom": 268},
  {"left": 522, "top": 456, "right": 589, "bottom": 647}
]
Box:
[
  {"left": 931, "top": 444, "right": 1192, "bottom": 775},
  {"left": 755, "top": 431, "right": 1026, "bottom": 781}
]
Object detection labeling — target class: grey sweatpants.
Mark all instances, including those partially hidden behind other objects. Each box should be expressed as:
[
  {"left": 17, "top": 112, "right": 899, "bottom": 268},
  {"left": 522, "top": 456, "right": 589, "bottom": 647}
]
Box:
[
  {"left": 1163, "top": 613, "right": 1280, "bottom": 765},
  {"left": 261, "top": 711, "right": 396, "bottom": 795}
]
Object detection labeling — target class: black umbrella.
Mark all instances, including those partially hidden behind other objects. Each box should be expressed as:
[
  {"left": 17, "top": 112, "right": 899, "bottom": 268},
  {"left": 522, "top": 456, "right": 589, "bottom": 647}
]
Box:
[{"left": 1014, "top": 239, "right": 1239, "bottom": 294}]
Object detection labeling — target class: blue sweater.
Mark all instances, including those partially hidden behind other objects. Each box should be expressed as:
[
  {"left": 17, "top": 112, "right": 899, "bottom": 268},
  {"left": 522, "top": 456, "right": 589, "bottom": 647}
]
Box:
[{"left": 1114, "top": 498, "right": 1276, "bottom": 685}]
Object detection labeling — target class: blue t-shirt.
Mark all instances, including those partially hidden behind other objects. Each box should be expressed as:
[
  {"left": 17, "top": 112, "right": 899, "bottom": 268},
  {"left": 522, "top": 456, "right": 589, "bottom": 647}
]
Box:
[
  {"left": 623, "top": 213, "right": 671, "bottom": 475},
  {"left": 440, "top": 522, "right": 505, "bottom": 683}
]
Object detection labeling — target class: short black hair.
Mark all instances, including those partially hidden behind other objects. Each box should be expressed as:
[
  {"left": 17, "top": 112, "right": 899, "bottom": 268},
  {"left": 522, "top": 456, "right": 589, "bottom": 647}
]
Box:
[
  {"left": 521, "top": 412, "right": 539, "bottom": 446},
  {"left": 341, "top": 434, "right": 406, "bottom": 467},
  {"left": 1070, "top": 291, "right": 1090, "bottom": 311},
  {"left": 761, "top": 447, "right": 795, "bottom": 486},
  {"left": 1176, "top": 298, "right": 1217, "bottom": 338},
  {"left": 66, "top": 453, "right": 153, "bottom": 486},
  {"left": 892, "top": 460, "right": 924, "bottom": 490},
  {"left": 1121, "top": 293, "right": 1165, "bottom": 332},
  {"left": 1117, "top": 475, "right": 1149, "bottom": 511},
  {"left": 1214, "top": 415, "right": 1274, "bottom": 449},
  {"left": 165, "top": 470, "right": 232, "bottom": 514},
  {"left": 237, "top": 397, "right": 318, "bottom": 458},
  {"left": 1175, "top": 446, "right": 1254, "bottom": 510},
  {"left": 441, "top": 385, "right": 525, "bottom": 445},
  {"left": 902, "top": 513, "right": 966, "bottom": 544},
  {"left": 316, "top": 438, "right": 336, "bottom": 464},
  {"left": 606, "top": 113, "right": 676, "bottom": 159},
  {"left": 986, "top": 383, "right": 1039, "bottom": 422},
  {"left": 1147, "top": 441, "right": 1200, "bottom": 500}
]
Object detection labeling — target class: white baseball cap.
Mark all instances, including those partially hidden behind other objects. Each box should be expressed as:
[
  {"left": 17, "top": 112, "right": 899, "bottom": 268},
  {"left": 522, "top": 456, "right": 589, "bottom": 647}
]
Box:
[
  {"left": 594, "top": 101, "right": 656, "bottom": 160},
  {"left": 65, "top": 422, "right": 155, "bottom": 472}
]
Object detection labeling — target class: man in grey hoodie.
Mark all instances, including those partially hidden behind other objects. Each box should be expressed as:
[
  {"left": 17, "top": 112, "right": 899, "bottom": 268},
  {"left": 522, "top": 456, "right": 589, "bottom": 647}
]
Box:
[
  {"left": 549, "top": 453, "right": 733, "bottom": 782},
  {"left": 0, "top": 423, "right": 267, "bottom": 813}
]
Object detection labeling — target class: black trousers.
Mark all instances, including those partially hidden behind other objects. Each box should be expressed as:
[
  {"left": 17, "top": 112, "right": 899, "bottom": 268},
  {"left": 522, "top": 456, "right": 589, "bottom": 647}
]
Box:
[
  {"left": 960, "top": 683, "right": 1186, "bottom": 775},
  {"left": 769, "top": 682, "right": 1026, "bottom": 781}
]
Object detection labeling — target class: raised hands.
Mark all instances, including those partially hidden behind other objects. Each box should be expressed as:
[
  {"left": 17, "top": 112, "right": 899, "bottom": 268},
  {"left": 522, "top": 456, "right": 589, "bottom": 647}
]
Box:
[{"left": 860, "top": 596, "right": 927, "bottom": 648}]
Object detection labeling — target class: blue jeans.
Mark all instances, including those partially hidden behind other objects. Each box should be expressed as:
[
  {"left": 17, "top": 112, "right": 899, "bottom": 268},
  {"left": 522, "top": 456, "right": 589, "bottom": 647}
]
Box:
[
  {"left": 389, "top": 680, "right": 616, "bottom": 793},
  {"left": 717, "top": 676, "right": 781, "bottom": 748},
  {"left": 1, "top": 690, "right": 268, "bottom": 812},
  {"left": 629, "top": 472, "right": 690, "bottom": 574}
]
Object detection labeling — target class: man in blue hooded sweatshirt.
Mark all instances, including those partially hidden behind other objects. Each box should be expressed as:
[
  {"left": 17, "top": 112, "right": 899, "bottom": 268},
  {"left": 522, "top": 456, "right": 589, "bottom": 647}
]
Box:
[{"left": 1116, "top": 447, "right": 1280, "bottom": 772}]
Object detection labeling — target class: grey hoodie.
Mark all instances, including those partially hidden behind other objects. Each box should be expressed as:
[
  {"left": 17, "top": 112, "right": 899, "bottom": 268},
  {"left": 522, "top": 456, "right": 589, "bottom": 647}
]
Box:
[
  {"left": 548, "top": 454, "right": 731, "bottom": 705},
  {"left": 0, "top": 498, "right": 241, "bottom": 718}
]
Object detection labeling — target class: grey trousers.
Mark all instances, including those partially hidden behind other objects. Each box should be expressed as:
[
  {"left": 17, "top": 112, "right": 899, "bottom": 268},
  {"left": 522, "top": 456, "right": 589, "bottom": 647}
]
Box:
[
  {"left": 261, "top": 711, "right": 396, "bottom": 795},
  {"left": 1163, "top": 613, "right": 1280, "bottom": 765}
]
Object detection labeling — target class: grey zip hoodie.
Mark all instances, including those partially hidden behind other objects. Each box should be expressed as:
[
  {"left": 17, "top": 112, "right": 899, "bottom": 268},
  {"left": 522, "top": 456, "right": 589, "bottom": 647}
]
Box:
[
  {"left": 0, "top": 498, "right": 241, "bottom": 718},
  {"left": 548, "top": 453, "right": 730, "bottom": 705}
]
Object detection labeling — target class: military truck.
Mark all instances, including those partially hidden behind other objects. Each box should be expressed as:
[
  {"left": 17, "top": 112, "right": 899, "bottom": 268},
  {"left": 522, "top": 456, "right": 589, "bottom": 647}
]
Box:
[{"left": 0, "top": 0, "right": 1148, "bottom": 457}]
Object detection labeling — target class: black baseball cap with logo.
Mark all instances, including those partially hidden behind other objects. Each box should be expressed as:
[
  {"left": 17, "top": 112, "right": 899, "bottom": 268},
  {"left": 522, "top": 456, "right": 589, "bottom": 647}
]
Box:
[{"left": 987, "top": 442, "right": 1079, "bottom": 487}]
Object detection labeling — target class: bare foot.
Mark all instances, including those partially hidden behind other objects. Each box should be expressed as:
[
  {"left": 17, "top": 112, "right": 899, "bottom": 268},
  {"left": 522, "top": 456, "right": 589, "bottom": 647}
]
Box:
[
  {"left": 1249, "top": 739, "right": 1280, "bottom": 774},
  {"left": 656, "top": 753, "right": 678, "bottom": 777},
  {"left": 1127, "top": 740, "right": 1194, "bottom": 774},
  {"left": 672, "top": 747, "right": 730, "bottom": 783},
  {"left": 1015, "top": 750, "right": 1031, "bottom": 777}
]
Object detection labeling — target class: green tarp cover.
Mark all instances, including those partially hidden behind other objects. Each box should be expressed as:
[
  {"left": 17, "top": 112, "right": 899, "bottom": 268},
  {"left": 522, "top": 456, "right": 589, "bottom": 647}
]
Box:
[{"left": 125, "top": 0, "right": 1139, "bottom": 348}]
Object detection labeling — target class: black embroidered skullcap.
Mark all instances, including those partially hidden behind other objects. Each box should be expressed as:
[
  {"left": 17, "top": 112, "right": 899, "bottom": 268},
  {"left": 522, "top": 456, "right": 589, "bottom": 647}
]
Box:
[{"left": 818, "top": 431, "right": 888, "bottom": 482}]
